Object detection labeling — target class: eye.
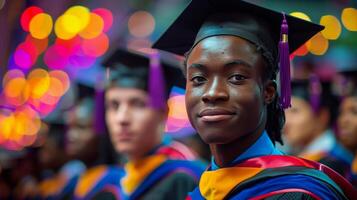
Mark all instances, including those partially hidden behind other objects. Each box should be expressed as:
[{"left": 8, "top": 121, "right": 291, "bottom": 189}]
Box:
[
  {"left": 190, "top": 75, "right": 207, "bottom": 85},
  {"left": 228, "top": 74, "right": 246, "bottom": 84},
  {"left": 131, "top": 99, "right": 147, "bottom": 108},
  {"left": 105, "top": 101, "right": 119, "bottom": 111}
]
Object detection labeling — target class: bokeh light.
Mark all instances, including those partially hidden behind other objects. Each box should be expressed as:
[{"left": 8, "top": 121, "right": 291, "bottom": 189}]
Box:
[
  {"left": 165, "top": 87, "right": 195, "bottom": 137},
  {"left": 65, "top": 6, "right": 90, "bottom": 32},
  {"left": 79, "top": 12, "right": 104, "bottom": 39},
  {"left": 3, "top": 77, "right": 29, "bottom": 106},
  {"left": 128, "top": 11, "right": 155, "bottom": 38},
  {"left": 44, "top": 45, "right": 70, "bottom": 69},
  {"left": 0, "top": 105, "right": 41, "bottom": 149},
  {"left": 92, "top": 8, "right": 113, "bottom": 32},
  {"left": 320, "top": 15, "right": 341, "bottom": 40},
  {"left": 14, "top": 41, "right": 38, "bottom": 69},
  {"left": 290, "top": 11, "right": 312, "bottom": 22},
  {"left": 27, "top": 69, "right": 50, "bottom": 99},
  {"left": 25, "top": 35, "right": 48, "bottom": 55},
  {"left": 341, "top": 8, "right": 357, "bottom": 31},
  {"left": 29, "top": 13, "right": 53, "bottom": 39},
  {"left": 81, "top": 33, "right": 109, "bottom": 57},
  {"left": 3, "top": 69, "right": 25, "bottom": 87},
  {"left": 20, "top": 6, "right": 43, "bottom": 32},
  {"left": 49, "top": 70, "right": 70, "bottom": 95},
  {"left": 306, "top": 32, "right": 329, "bottom": 55},
  {"left": 55, "top": 15, "right": 78, "bottom": 40},
  {"left": 68, "top": 49, "right": 96, "bottom": 68},
  {"left": 55, "top": 36, "right": 81, "bottom": 55}
]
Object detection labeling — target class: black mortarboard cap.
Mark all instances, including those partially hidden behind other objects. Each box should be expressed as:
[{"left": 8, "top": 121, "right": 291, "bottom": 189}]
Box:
[
  {"left": 153, "top": 0, "right": 323, "bottom": 59},
  {"left": 291, "top": 77, "right": 339, "bottom": 121},
  {"left": 102, "top": 48, "right": 186, "bottom": 108},
  {"left": 153, "top": 0, "right": 324, "bottom": 109}
]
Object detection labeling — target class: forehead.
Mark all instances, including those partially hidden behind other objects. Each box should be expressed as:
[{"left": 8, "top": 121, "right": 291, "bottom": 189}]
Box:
[
  {"left": 186, "top": 35, "right": 264, "bottom": 71},
  {"left": 105, "top": 86, "right": 148, "bottom": 101}
]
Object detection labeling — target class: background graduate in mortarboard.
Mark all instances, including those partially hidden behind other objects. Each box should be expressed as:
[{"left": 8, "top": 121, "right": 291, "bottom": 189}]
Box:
[
  {"left": 153, "top": 0, "right": 356, "bottom": 199},
  {"left": 80, "top": 48, "right": 205, "bottom": 200},
  {"left": 337, "top": 65, "right": 357, "bottom": 188},
  {"left": 284, "top": 76, "right": 352, "bottom": 178}
]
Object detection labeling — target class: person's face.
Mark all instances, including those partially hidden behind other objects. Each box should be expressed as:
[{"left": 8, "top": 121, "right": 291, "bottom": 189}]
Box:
[
  {"left": 185, "top": 35, "right": 273, "bottom": 144},
  {"left": 284, "top": 97, "right": 316, "bottom": 147},
  {"left": 338, "top": 96, "right": 357, "bottom": 152},
  {"left": 105, "top": 87, "right": 165, "bottom": 158},
  {"left": 65, "top": 99, "right": 97, "bottom": 158}
]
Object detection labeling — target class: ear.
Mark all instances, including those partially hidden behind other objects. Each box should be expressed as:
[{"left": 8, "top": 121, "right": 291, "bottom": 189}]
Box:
[{"left": 264, "top": 80, "right": 277, "bottom": 104}]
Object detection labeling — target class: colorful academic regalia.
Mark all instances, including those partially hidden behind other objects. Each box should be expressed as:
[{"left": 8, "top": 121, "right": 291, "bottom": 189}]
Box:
[
  {"left": 73, "top": 165, "right": 125, "bottom": 200},
  {"left": 300, "top": 129, "right": 353, "bottom": 180},
  {"left": 187, "top": 131, "right": 356, "bottom": 200},
  {"left": 91, "top": 141, "right": 206, "bottom": 200},
  {"left": 39, "top": 160, "right": 86, "bottom": 200}
]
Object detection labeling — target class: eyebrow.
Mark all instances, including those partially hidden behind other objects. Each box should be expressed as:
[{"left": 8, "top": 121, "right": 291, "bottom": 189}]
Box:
[{"left": 188, "top": 59, "right": 253, "bottom": 71}]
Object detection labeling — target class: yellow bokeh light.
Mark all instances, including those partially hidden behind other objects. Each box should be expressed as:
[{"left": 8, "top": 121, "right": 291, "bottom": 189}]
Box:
[
  {"left": 62, "top": 14, "right": 82, "bottom": 34},
  {"left": 79, "top": 13, "right": 104, "bottom": 39},
  {"left": 128, "top": 11, "right": 156, "bottom": 38},
  {"left": 306, "top": 32, "right": 329, "bottom": 55},
  {"left": 341, "top": 8, "right": 357, "bottom": 31},
  {"left": 29, "top": 13, "right": 53, "bottom": 39},
  {"left": 0, "top": 114, "right": 15, "bottom": 139},
  {"left": 290, "top": 12, "right": 311, "bottom": 22},
  {"left": 320, "top": 15, "right": 341, "bottom": 40},
  {"left": 55, "top": 15, "right": 77, "bottom": 40},
  {"left": 65, "top": 6, "right": 90, "bottom": 31},
  {"left": 27, "top": 69, "right": 50, "bottom": 99}
]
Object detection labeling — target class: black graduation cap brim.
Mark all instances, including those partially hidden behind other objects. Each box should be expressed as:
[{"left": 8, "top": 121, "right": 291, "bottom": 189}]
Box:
[
  {"left": 152, "top": 0, "right": 324, "bottom": 56},
  {"left": 102, "top": 48, "right": 186, "bottom": 95}
]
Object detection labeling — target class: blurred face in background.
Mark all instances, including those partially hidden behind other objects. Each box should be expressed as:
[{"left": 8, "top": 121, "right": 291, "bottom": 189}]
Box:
[
  {"left": 284, "top": 96, "right": 317, "bottom": 148},
  {"left": 105, "top": 86, "right": 165, "bottom": 160},
  {"left": 65, "top": 98, "right": 98, "bottom": 160},
  {"left": 338, "top": 96, "right": 357, "bottom": 153}
]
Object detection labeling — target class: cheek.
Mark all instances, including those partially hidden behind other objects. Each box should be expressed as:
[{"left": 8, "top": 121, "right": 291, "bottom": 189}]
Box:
[{"left": 132, "top": 109, "right": 161, "bottom": 135}]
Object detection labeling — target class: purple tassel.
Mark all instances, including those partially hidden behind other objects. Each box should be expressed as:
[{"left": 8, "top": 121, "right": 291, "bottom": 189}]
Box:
[
  {"left": 309, "top": 74, "right": 321, "bottom": 114},
  {"left": 279, "top": 13, "right": 291, "bottom": 109},
  {"left": 95, "top": 77, "right": 106, "bottom": 135},
  {"left": 149, "top": 51, "right": 166, "bottom": 110}
]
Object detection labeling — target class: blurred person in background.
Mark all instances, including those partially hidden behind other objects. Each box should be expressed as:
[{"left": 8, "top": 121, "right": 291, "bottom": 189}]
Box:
[
  {"left": 337, "top": 67, "right": 357, "bottom": 187},
  {"left": 89, "top": 48, "right": 205, "bottom": 200},
  {"left": 284, "top": 76, "right": 350, "bottom": 177}
]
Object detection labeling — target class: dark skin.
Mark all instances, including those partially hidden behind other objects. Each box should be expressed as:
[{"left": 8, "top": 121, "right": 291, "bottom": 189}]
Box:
[{"left": 186, "top": 35, "right": 276, "bottom": 167}]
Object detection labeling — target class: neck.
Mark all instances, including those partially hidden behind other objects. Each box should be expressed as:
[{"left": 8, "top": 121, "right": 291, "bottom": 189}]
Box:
[
  {"left": 210, "top": 126, "right": 265, "bottom": 167},
  {"left": 127, "top": 140, "right": 162, "bottom": 162}
]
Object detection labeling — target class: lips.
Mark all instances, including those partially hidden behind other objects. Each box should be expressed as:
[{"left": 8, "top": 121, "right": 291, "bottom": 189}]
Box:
[{"left": 198, "top": 108, "right": 236, "bottom": 122}]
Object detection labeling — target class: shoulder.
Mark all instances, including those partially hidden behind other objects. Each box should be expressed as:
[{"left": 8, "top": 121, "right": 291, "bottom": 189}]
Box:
[
  {"left": 230, "top": 173, "right": 345, "bottom": 200},
  {"left": 74, "top": 165, "right": 124, "bottom": 199},
  {"left": 140, "top": 171, "right": 197, "bottom": 200}
]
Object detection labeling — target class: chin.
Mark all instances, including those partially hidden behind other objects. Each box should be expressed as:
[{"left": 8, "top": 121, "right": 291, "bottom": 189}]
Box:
[{"left": 197, "top": 128, "right": 237, "bottom": 145}]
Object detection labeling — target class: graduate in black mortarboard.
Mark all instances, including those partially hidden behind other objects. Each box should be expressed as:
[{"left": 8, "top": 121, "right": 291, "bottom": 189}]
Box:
[
  {"left": 153, "top": 0, "right": 356, "bottom": 199},
  {"left": 337, "top": 66, "right": 357, "bottom": 188},
  {"left": 81, "top": 48, "right": 206, "bottom": 200},
  {"left": 284, "top": 77, "right": 352, "bottom": 179}
]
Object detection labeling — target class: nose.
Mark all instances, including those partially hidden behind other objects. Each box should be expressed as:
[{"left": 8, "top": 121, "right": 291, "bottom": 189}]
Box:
[
  {"left": 202, "top": 77, "right": 229, "bottom": 103},
  {"left": 115, "top": 104, "right": 131, "bottom": 126}
]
